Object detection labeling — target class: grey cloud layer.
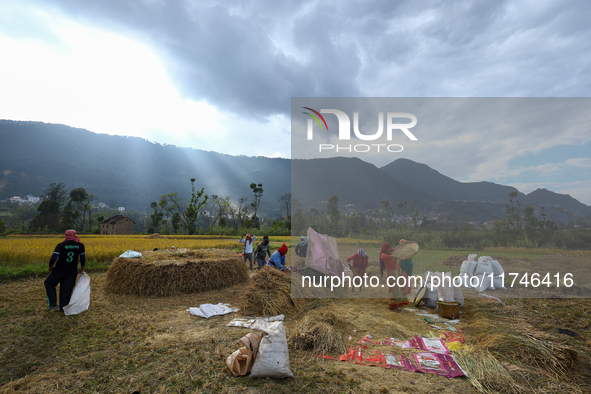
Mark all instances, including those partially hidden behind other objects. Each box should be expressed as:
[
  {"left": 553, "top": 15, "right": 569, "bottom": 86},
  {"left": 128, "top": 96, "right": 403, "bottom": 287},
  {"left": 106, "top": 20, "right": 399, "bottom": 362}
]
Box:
[{"left": 27, "top": 0, "right": 591, "bottom": 120}]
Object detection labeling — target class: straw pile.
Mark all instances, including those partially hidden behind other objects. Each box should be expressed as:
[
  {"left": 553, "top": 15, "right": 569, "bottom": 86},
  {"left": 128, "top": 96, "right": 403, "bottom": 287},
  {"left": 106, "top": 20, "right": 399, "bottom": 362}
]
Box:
[
  {"left": 288, "top": 309, "right": 347, "bottom": 356},
  {"left": 239, "top": 266, "right": 311, "bottom": 316},
  {"left": 460, "top": 312, "right": 586, "bottom": 393},
  {"left": 443, "top": 254, "right": 466, "bottom": 267},
  {"left": 144, "top": 233, "right": 166, "bottom": 239},
  {"left": 105, "top": 248, "right": 248, "bottom": 297}
]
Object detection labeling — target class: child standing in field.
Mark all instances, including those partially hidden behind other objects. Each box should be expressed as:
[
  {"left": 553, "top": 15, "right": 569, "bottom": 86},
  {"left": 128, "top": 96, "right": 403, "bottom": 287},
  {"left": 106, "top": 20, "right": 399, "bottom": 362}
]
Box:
[
  {"left": 239, "top": 234, "right": 257, "bottom": 271},
  {"left": 44, "top": 230, "right": 86, "bottom": 312}
]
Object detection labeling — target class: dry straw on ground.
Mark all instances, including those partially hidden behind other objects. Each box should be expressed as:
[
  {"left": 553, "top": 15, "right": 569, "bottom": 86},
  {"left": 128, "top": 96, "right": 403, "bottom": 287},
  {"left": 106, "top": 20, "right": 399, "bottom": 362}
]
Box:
[
  {"left": 459, "top": 300, "right": 590, "bottom": 394},
  {"left": 239, "top": 266, "right": 312, "bottom": 317},
  {"left": 288, "top": 309, "right": 347, "bottom": 356},
  {"left": 442, "top": 254, "right": 467, "bottom": 267},
  {"left": 105, "top": 248, "right": 248, "bottom": 297}
]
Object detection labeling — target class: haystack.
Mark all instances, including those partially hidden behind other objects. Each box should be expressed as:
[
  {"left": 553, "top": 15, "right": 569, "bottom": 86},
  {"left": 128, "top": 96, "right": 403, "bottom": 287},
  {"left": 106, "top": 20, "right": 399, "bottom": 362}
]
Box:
[
  {"left": 144, "top": 232, "right": 166, "bottom": 239},
  {"left": 239, "top": 266, "right": 311, "bottom": 317},
  {"left": 288, "top": 309, "right": 347, "bottom": 356},
  {"left": 105, "top": 248, "right": 248, "bottom": 297}
]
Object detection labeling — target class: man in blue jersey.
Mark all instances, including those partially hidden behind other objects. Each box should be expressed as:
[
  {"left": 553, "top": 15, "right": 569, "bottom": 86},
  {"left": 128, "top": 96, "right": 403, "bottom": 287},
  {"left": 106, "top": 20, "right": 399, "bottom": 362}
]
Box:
[{"left": 44, "top": 229, "right": 86, "bottom": 312}]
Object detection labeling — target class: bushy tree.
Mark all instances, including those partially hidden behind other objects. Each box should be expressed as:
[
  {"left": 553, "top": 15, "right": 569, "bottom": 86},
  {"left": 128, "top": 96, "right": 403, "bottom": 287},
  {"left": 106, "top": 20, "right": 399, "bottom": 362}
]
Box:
[
  {"left": 159, "top": 178, "right": 208, "bottom": 235},
  {"left": 30, "top": 183, "right": 69, "bottom": 231}
]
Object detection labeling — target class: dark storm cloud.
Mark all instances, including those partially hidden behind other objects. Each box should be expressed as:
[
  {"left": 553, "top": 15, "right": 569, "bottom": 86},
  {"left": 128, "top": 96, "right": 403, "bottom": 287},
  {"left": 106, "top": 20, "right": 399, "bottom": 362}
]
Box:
[{"left": 25, "top": 0, "right": 591, "bottom": 119}]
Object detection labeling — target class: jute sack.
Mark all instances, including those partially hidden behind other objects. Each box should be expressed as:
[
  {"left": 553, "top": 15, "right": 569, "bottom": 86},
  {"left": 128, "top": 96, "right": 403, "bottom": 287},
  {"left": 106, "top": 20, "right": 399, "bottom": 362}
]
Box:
[{"left": 226, "top": 332, "right": 262, "bottom": 376}]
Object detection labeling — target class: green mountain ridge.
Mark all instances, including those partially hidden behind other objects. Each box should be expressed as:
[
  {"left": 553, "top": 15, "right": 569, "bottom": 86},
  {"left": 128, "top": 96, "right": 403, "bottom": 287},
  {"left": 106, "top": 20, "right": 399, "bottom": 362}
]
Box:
[{"left": 1, "top": 120, "right": 589, "bottom": 224}]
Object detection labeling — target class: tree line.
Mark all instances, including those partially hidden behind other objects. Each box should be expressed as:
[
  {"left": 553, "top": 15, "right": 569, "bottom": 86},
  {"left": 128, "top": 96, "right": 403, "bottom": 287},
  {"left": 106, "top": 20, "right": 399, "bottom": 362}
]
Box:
[{"left": 0, "top": 179, "right": 292, "bottom": 236}]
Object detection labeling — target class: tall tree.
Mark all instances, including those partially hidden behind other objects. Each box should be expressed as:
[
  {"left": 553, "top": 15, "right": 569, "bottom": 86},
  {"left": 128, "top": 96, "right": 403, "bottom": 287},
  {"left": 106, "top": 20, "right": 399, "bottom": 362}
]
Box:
[
  {"left": 41, "top": 183, "right": 69, "bottom": 209},
  {"left": 278, "top": 192, "right": 292, "bottom": 220},
  {"left": 186, "top": 178, "right": 209, "bottom": 235},
  {"left": 505, "top": 191, "right": 523, "bottom": 231},
  {"left": 327, "top": 194, "right": 341, "bottom": 234},
  {"left": 410, "top": 197, "right": 421, "bottom": 231},
  {"left": 160, "top": 178, "right": 208, "bottom": 235},
  {"left": 236, "top": 197, "right": 250, "bottom": 228},
  {"left": 30, "top": 183, "right": 69, "bottom": 231},
  {"left": 68, "top": 187, "right": 95, "bottom": 231},
  {"left": 250, "top": 183, "right": 264, "bottom": 229},
  {"left": 379, "top": 199, "right": 395, "bottom": 230},
  {"left": 208, "top": 195, "right": 231, "bottom": 230},
  {"left": 148, "top": 201, "right": 164, "bottom": 233}
]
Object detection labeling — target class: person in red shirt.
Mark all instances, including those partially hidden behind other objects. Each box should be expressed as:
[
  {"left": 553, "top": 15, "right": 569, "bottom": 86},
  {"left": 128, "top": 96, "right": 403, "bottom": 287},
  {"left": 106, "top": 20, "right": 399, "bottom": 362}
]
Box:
[
  {"left": 379, "top": 242, "right": 408, "bottom": 311},
  {"left": 347, "top": 248, "right": 368, "bottom": 292}
]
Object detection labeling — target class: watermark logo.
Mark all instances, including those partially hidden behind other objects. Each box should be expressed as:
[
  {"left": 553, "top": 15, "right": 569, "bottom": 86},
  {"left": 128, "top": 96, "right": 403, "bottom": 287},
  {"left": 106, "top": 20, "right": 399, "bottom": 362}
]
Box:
[{"left": 303, "top": 107, "right": 417, "bottom": 153}]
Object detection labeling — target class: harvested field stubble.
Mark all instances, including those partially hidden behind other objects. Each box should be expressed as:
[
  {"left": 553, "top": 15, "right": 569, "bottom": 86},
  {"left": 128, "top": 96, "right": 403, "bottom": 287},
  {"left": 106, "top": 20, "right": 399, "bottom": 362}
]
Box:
[
  {"left": 105, "top": 248, "right": 248, "bottom": 297},
  {"left": 460, "top": 297, "right": 591, "bottom": 394}
]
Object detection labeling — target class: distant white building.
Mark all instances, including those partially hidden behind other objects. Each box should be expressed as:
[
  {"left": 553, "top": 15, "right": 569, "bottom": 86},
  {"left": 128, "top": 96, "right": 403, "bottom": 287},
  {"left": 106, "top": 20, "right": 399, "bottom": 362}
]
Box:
[
  {"left": 26, "top": 195, "right": 41, "bottom": 203},
  {"left": 98, "top": 202, "right": 107, "bottom": 208},
  {"left": 10, "top": 196, "right": 23, "bottom": 204},
  {"left": 118, "top": 207, "right": 125, "bottom": 212}
]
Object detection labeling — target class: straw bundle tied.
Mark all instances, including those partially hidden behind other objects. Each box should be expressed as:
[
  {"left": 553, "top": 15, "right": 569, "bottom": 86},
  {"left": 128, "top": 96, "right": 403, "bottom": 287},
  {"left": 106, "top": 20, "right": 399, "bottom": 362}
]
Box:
[
  {"left": 105, "top": 249, "right": 248, "bottom": 297},
  {"left": 239, "top": 266, "right": 311, "bottom": 317}
]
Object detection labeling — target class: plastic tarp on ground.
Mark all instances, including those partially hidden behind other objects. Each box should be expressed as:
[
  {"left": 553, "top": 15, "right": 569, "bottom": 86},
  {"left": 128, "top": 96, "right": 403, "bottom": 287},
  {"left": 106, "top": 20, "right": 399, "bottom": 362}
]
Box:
[{"left": 302, "top": 227, "right": 345, "bottom": 277}]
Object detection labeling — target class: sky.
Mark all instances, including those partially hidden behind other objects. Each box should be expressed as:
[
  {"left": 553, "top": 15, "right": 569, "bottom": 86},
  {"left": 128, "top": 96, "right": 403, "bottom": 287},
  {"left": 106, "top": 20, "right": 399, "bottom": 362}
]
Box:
[{"left": 1, "top": 0, "right": 590, "bottom": 205}]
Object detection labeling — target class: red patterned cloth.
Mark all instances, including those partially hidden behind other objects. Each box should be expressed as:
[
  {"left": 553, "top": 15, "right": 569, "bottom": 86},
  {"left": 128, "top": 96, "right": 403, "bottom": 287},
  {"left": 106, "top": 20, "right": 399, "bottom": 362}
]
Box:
[{"left": 64, "top": 229, "right": 79, "bottom": 243}]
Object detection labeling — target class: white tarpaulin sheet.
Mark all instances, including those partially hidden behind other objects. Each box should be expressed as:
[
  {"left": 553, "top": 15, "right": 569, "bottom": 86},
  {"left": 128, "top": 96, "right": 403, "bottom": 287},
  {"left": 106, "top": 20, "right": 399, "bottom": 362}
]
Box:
[{"left": 187, "top": 303, "right": 239, "bottom": 318}]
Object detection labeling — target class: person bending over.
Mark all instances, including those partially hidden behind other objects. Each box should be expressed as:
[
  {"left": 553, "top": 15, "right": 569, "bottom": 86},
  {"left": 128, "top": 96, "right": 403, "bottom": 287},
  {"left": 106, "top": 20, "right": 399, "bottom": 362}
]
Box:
[{"left": 267, "top": 243, "right": 288, "bottom": 271}]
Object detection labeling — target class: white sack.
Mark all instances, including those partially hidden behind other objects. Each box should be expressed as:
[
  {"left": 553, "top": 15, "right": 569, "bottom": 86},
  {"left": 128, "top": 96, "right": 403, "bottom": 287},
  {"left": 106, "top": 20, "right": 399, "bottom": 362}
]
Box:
[
  {"left": 490, "top": 260, "right": 506, "bottom": 289},
  {"left": 475, "top": 274, "right": 494, "bottom": 292},
  {"left": 459, "top": 260, "right": 478, "bottom": 288},
  {"left": 474, "top": 259, "right": 494, "bottom": 276},
  {"left": 437, "top": 272, "right": 455, "bottom": 303},
  {"left": 63, "top": 272, "right": 91, "bottom": 316},
  {"left": 490, "top": 260, "right": 504, "bottom": 276},
  {"left": 423, "top": 271, "right": 438, "bottom": 308},
  {"left": 250, "top": 319, "right": 295, "bottom": 378},
  {"left": 188, "top": 303, "right": 239, "bottom": 318},
  {"left": 454, "top": 285, "right": 465, "bottom": 307}
]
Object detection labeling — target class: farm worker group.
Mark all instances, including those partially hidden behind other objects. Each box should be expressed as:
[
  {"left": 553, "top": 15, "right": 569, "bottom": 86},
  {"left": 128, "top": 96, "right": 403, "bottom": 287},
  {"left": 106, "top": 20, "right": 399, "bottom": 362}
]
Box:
[
  {"left": 44, "top": 230, "right": 86, "bottom": 312},
  {"left": 239, "top": 234, "right": 289, "bottom": 272}
]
